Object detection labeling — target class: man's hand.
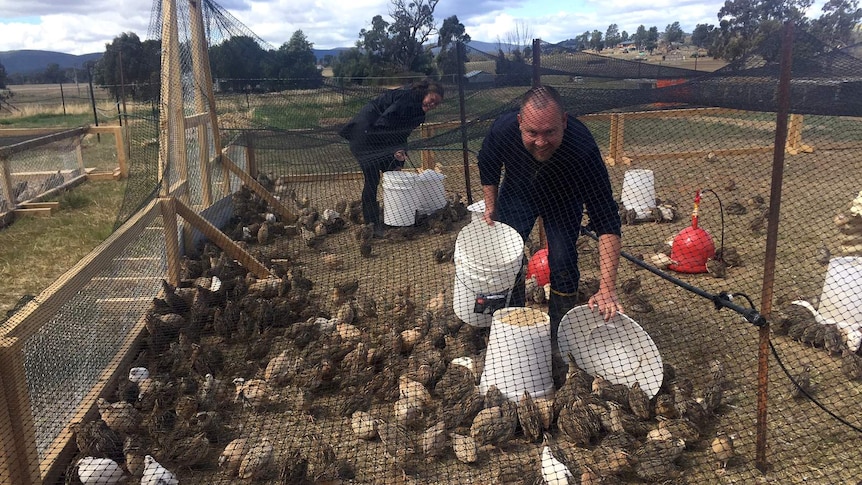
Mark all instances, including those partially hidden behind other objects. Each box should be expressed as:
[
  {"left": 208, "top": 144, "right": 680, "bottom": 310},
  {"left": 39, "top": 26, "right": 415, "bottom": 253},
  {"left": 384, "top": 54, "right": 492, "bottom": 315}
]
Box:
[
  {"left": 482, "top": 207, "right": 496, "bottom": 226},
  {"left": 588, "top": 287, "right": 624, "bottom": 322},
  {"left": 394, "top": 150, "right": 407, "bottom": 162}
]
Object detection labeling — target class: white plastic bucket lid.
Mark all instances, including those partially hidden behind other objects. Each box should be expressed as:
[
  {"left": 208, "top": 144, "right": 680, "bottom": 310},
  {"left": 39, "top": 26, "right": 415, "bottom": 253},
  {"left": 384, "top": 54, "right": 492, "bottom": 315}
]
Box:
[
  {"left": 467, "top": 200, "right": 486, "bottom": 213},
  {"left": 558, "top": 305, "right": 663, "bottom": 398}
]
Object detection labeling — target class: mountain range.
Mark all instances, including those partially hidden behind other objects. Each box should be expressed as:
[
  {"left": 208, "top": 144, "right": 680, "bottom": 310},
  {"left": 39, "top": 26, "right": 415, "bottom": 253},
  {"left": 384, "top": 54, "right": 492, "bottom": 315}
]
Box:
[{"left": 0, "top": 40, "right": 515, "bottom": 76}]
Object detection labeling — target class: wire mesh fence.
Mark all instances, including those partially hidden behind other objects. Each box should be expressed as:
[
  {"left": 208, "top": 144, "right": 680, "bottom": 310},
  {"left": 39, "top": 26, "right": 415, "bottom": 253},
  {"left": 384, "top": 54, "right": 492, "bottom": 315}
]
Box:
[{"left": 2, "top": 2, "right": 862, "bottom": 484}]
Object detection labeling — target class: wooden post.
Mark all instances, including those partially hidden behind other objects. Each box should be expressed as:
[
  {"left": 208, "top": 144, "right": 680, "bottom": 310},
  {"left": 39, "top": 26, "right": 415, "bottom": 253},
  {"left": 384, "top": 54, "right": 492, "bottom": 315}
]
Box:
[
  {"left": 785, "top": 114, "right": 813, "bottom": 155},
  {"left": 0, "top": 368, "right": 25, "bottom": 484},
  {"left": 420, "top": 125, "right": 435, "bottom": 170},
  {"left": 198, "top": 126, "right": 213, "bottom": 207},
  {"left": 245, "top": 132, "right": 257, "bottom": 179},
  {"left": 188, "top": 0, "right": 214, "bottom": 206},
  {"left": 74, "top": 139, "right": 85, "bottom": 175},
  {"left": 187, "top": 0, "right": 228, "bottom": 198},
  {"left": 160, "top": 197, "right": 182, "bottom": 286},
  {"left": 112, "top": 126, "right": 128, "bottom": 178},
  {"left": 158, "top": 0, "right": 179, "bottom": 197},
  {"left": 606, "top": 113, "right": 629, "bottom": 165},
  {"left": 0, "top": 157, "right": 14, "bottom": 210},
  {"left": 221, "top": 153, "right": 297, "bottom": 224},
  {"left": 0, "top": 337, "right": 41, "bottom": 485},
  {"left": 173, "top": 198, "right": 273, "bottom": 279}
]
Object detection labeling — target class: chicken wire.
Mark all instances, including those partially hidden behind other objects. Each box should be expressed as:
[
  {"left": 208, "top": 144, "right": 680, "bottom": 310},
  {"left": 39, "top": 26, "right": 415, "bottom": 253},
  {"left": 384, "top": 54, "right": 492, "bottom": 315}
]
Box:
[{"left": 0, "top": 135, "right": 82, "bottom": 214}]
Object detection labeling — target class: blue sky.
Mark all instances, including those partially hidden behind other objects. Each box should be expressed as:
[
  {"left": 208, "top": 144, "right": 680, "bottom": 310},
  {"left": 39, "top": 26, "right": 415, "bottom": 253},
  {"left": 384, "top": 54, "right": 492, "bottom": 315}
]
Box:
[{"left": 0, "top": 0, "right": 830, "bottom": 55}]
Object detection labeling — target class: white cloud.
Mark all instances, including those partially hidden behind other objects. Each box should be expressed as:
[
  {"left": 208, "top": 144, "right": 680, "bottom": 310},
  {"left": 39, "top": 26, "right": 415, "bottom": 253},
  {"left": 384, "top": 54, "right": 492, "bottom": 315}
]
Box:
[{"left": 0, "top": 0, "right": 836, "bottom": 55}]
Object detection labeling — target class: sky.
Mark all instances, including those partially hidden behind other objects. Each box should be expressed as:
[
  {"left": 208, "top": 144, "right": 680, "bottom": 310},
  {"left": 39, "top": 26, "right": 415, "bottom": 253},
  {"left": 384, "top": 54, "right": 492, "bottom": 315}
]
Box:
[{"left": 0, "top": 0, "right": 831, "bottom": 55}]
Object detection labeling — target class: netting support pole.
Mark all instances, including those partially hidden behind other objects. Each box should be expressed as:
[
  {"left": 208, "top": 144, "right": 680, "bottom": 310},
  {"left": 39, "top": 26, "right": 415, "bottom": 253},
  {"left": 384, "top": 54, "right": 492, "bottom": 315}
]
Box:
[
  {"left": 532, "top": 38, "right": 547, "bottom": 248},
  {"left": 188, "top": 0, "right": 227, "bottom": 200},
  {"left": 756, "top": 20, "right": 795, "bottom": 473},
  {"left": 532, "top": 38, "right": 541, "bottom": 87},
  {"left": 455, "top": 41, "right": 473, "bottom": 205}
]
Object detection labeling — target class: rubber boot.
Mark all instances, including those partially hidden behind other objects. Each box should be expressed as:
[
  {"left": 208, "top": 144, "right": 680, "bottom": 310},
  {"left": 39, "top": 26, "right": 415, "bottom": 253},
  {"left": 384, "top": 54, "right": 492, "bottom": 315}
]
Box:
[{"left": 548, "top": 292, "right": 579, "bottom": 346}]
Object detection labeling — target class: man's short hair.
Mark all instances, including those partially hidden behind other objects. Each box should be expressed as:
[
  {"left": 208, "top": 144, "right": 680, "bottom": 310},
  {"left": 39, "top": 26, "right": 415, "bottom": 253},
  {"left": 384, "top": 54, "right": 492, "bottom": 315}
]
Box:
[{"left": 520, "top": 85, "right": 564, "bottom": 113}]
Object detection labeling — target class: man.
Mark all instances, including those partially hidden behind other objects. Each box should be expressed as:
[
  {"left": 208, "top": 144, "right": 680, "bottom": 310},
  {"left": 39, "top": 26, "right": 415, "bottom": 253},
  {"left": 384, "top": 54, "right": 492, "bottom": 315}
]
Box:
[{"left": 477, "top": 85, "right": 623, "bottom": 341}]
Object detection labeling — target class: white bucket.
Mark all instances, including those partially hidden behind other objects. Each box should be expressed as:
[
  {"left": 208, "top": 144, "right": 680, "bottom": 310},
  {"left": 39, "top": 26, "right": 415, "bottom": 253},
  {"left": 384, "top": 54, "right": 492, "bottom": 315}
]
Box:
[
  {"left": 452, "top": 221, "right": 524, "bottom": 327},
  {"left": 382, "top": 172, "right": 419, "bottom": 226},
  {"left": 478, "top": 307, "right": 554, "bottom": 401},
  {"left": 382, "top": 171, "right": 447, "bottom": 226},
  {"left": 620, "top": 169, "right": 656, "bottom": 220},
  {"left": 818, "top": 256, "right": 862, "bottom": 349},
  {"left": 467, "top": 200, "right": 486, "bottom": 222},
  {"left": 415, "top": 170, "right": 447, "bottom": 215}
]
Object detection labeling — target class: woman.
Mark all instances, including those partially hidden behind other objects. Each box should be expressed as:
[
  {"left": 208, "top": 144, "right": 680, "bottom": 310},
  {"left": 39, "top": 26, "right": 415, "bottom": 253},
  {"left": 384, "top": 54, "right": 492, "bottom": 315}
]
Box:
[{"left": 339, "top": 78, "right": 444, "bottom": 237}]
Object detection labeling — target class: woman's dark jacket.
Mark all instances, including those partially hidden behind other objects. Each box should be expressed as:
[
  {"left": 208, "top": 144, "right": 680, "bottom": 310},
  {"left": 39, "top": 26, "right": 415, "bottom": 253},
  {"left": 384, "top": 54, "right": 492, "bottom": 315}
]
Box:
[{"left": 339, "top": 87, "right": 427, "bottom": 164}]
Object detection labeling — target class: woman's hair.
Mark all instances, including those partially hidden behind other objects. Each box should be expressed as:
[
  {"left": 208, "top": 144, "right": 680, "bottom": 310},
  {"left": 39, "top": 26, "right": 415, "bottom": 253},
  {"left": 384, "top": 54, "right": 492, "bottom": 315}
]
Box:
[
  {"left": 520, "top": 85, "right": 564, "bottom": 112},
  {"left": 410, "top": 78, "right": 445, "bottom": 99}
]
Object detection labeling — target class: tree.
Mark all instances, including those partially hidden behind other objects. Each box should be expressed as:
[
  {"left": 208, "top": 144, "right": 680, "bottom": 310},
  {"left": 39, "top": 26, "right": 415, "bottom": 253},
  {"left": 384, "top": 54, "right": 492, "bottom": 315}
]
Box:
[
  {"left": 664, "top": 21, "right": 684, "bottom": 45},
  {"left": 494, "top": 48, "right": 531, "bottom": 86},
  {"left": 691, "top": 23, "right": 717, "bottom": 48},
  {"left": 332, "top": 47, "right": 374, "bottom": 83},
  {"left": 359, "top": 15, "right": 393, "bottom": 64},
  {"left": 590, "top": 30, "right": 604, "bottom": 51},
  {"left": 809, "top": 0, "right": 862, "bottom": 47},
  {"left": 94, "top": 32, "right": 160, "bottom": 101},
  {"left": 209, "top": 36, "right": 268, "bottom": 91},
  {"left": 436, "top": 15, "right": 471, "bottom": 78},
  {"left": 633, "top": 25, "right": 648, "bottom": 50},
  {"left": 605, "top": 24, "right": 621, "bottom": 49},
  {"left": 43, "top": 63, "right": 66, "bottom": 84},
  {"left": 0, "top": 60, "right": 7, "bottom": 89},
  {"left": 388, "top": 0, "right": 439, "bottom": 72},
  {"left": 272, "top": 30, "right": 323, "bottom": 89},
  {"left": 646, "top": 26, "right": 660, "bottom": 53},
  {"left": 713, "top": 0, "right": 815, "bottom": 60},
  {"left": 621, "top": 30, "right": 630, "bottom": 42}
]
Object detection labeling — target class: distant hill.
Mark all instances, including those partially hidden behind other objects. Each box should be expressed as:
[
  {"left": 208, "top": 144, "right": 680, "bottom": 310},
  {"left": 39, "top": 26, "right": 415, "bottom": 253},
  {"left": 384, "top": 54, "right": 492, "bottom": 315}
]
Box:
[
  {"left": 0, "top": 50, "right": 102, "bottom": 75},
  {"left": 3, "top": 41, "right": 514, "bottom": 73}
]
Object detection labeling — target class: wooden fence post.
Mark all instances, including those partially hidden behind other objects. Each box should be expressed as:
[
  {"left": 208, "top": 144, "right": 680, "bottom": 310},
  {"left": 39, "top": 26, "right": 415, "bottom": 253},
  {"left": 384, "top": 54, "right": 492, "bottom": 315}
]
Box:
[
  {"left": 0, "top": 157, "right": 14, "bottom": 210},
  {"left": 606, "top": 113, "right": 630, "bottom": 165},
  {"left": 112, "top": 126, "right": 128, "bottom": 178},
  {"left": 785, "top": 114, "right": 813, "bottom": 155},
  {"left": 420, "top": 125, "right": 435, "bottom": 170},
  {"left": 160, "top": 197, "right": 182, "bottom": 286},
  {"left": 0, "top": 337, "right": 41, "bottom": 484}
]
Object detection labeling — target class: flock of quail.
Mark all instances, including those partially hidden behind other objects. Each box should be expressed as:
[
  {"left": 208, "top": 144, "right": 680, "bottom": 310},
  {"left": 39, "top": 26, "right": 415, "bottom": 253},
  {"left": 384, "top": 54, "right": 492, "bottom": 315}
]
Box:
[{"left": 69, "top": 177, "right": 831, "bottom": 485}]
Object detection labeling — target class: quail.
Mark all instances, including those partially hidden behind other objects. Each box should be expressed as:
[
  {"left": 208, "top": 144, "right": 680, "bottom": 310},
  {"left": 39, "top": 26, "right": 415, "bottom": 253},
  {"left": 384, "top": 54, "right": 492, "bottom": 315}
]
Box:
[
  {"left": 711, "top": 432, "right": 735, "bottom": 469},
  {"left": 789, "top": 363, "right": 813, "bottom": 399}
]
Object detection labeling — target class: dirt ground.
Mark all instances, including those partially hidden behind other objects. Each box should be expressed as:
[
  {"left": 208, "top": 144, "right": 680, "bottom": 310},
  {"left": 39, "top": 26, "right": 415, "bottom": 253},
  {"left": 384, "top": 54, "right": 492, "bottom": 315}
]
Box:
[{"left": 120, "top": 123, "right": 860, "bottom": 485}]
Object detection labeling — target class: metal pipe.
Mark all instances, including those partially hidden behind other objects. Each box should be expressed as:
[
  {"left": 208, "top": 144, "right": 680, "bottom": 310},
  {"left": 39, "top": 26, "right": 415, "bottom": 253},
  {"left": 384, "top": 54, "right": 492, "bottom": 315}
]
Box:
[{"left": 756, "top": 20, "right": 795, "bottom": 472}]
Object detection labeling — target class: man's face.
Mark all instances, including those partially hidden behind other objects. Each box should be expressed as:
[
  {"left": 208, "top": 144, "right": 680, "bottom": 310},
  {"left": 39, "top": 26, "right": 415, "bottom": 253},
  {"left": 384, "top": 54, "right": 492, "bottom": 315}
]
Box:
[{"left": 518, "top": 102, "right": 566, "bottom": 162}]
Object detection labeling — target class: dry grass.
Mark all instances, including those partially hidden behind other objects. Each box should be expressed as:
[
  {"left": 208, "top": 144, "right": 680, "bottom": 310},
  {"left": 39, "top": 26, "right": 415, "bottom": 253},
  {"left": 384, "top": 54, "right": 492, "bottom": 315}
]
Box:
[{"left": 0, "top": 179, "right": 126, "bottom": 317}]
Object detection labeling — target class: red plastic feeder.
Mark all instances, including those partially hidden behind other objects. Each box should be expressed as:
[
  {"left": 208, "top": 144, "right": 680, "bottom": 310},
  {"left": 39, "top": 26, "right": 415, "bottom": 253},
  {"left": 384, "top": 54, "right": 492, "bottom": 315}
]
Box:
[
  {"left": 528, "top": 248, "right": 550, "bottom": 286},
  {"left": 668, "top": 191, "right": 715, "bottom": 274}
]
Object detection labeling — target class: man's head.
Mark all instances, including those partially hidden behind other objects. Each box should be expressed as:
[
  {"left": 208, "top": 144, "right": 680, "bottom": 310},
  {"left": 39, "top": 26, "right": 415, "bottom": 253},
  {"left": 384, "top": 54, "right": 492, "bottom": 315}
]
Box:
[{"left": 517, "top": 85, "right": 567, "bottom": 162}]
